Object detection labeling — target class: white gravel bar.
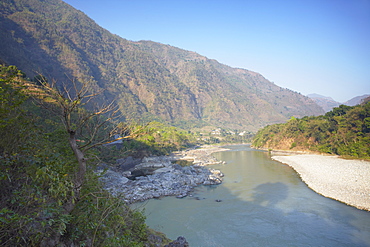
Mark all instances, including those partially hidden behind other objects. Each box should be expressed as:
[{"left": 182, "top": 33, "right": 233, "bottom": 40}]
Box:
[{"left": 272, "top": 154, "right": 370, "bottom": 211}]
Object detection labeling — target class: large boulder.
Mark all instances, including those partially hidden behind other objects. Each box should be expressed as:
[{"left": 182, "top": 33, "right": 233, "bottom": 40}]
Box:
[{"left": 116, "top": 156, "right": 142, "bottom": 171}]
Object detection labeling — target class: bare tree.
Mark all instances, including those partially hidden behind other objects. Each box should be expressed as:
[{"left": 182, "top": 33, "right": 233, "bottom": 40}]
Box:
[{"left": 34, "top": 78, "right": 145, "bottom": 245}]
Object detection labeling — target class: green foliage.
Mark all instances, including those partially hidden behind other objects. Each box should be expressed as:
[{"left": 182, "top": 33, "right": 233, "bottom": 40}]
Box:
[
  {"left": 137, "top": 121, "right": 195, "bottom": 154},
  {"left": 99, "top": 121, "right": 198, "bottom": 164},
  {"left": 0, "top": 65, "right": 30, "bottom": 154},
  {"left": 63, "top": 172, "right": 149, "bottom": 246},
  {"left": 252, "top": 103, "right": 370, "bottom": 159},
  {"left": 325, "top": 104, "right": 352, "bottom": 118}
]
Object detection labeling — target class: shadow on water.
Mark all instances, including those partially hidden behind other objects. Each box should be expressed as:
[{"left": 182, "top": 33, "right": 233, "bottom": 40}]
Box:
[
  {"left": 252, "top": 182, "right": 288, "bottom": 207},
  {"left": 137, "top": 145, "right": 370, "bottom": 247}
]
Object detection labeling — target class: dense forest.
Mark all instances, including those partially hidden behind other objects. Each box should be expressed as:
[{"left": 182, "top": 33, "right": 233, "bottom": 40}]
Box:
[
  {"left": 0, "top": 0, "right": 324, "bottom": 132},
  {"left": 0, "top": 64, "right": 202, "bottom": 246},
  {"left": 252, "top": 99, "right": 370, "bottom": 159}
]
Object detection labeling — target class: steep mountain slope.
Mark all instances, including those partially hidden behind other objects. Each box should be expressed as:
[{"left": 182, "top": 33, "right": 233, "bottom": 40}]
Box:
[{"left": 0, "top": 0, "right": 324, "bottom": 131}]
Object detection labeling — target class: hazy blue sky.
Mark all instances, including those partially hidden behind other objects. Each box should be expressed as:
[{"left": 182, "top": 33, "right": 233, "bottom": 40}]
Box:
[{"left": 63, "top": 0, "right": 370, "bottom": 102}]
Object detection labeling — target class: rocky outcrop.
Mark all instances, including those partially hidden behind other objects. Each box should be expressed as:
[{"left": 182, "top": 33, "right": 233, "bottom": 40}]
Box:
[
  {"left": 97, "top": 154, "right": 224, "bottom": 203},
  {"left": 165, "top": 236, "right": 189, "bottom": 247}
]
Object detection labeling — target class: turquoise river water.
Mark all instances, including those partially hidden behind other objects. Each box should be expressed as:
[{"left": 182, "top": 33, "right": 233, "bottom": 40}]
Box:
[{"left": 133, "top": 145, "right": 370, "bottom": 246}]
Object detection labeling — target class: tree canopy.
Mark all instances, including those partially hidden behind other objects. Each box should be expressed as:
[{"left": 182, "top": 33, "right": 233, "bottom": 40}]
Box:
[{"left": 252, "top": 101, "right": 370, "bottom": 159}]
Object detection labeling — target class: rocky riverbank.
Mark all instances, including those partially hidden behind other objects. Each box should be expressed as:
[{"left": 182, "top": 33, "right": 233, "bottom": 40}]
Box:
[
  {"left": 272, "top": 154, "right": 370, "bottom": 211},
  {"left": 97, "top": 146, "right": 228, "bottom": 203}
]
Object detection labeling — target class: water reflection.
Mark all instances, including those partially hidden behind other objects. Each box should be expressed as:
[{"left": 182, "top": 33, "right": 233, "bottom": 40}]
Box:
[{"left": 137, "top": 145, "right": 370, "bottom": 246}]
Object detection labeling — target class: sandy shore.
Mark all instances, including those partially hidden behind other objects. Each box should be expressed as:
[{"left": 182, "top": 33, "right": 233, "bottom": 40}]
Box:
[
  {"left": 172, "top": 145, "right": 230, "bottom": 166},
  {"left": 272, "top": 154, "right": 370, "bottom": 211}
]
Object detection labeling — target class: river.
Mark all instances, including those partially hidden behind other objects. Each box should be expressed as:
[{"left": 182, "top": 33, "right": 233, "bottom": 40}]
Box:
[{"left": 133, "top": 145, "right": 370, "bottom": 246}]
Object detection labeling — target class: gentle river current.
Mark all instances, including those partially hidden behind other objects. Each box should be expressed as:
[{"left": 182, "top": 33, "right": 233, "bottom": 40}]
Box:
[{"left": 134, "top": 145, "right": 370, "bottom": 246}]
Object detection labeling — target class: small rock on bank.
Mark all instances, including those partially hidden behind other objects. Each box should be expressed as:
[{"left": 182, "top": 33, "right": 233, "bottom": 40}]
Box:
[{"left": 165, "top": 236, "right": 189, "bottom": 247}]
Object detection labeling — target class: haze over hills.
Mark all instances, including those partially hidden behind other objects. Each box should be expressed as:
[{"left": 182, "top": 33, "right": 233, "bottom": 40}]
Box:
[
  {"left": 0, "top": 0, "right": 324, "bottom": 131},
  {"left": 344, "top": 94, "right": 370, "bottom": 107},
  {"left": 308, "top": 93, "right": 370, "bottom": 112},
  {"left": 307, "top": 94, "right": 340, "bottom": 112}
]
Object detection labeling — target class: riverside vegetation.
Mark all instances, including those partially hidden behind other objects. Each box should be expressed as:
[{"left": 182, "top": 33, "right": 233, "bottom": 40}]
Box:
[
  {"left": 0, "top": 65, "right": 201, "bottom": 246},
  {"left": 252, "top": 99, "right": 370, "bottom": 159}
]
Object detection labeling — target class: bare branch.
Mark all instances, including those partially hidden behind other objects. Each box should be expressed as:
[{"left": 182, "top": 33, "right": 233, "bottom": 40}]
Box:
[{"left": 98, "top": 123, "right": 150, "bottom": 147}]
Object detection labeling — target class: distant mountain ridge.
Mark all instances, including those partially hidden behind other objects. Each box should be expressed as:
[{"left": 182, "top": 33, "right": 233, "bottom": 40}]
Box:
[
  {"left": 0, "top": 0, "right": 324, "bottom": 131},
  {"left": 307, "top": 94, "right": 340, "bottom": 112},
  {"left": 308, "top": 93, "right": 370, "bottom": 112},
  {"left": 307, "top": 93, "right": 335, "bottom": 100},
  {"left": 344, "top": 94, "right": 370, "bottom": 106}
]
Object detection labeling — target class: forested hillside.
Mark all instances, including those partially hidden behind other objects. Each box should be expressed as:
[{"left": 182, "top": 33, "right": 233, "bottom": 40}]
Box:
[
  {"left": 252, "top": 100, "right": 370, "bottom": 159},
  {"left": 0, "top": 0, "right": 324, "bottom": 131},
  {"left": 0, "top": 64, "right": 199, "bottom": 246}
]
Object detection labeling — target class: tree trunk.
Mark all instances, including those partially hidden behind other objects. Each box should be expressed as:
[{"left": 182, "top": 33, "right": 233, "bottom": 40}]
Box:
[
  {"left": 43, "top": 130, "right": 88, "bottom": 246},
  {"left": 64, "top": 129, "right": 87, "bottom": 213}
]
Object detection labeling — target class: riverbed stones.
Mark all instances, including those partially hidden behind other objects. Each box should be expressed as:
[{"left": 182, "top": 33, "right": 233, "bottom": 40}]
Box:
[
  {"left": 272, "top": 154, "right": 370, "bottom": 211},
  {"left": 97, "top": 154, "right": 224, "bottom": 203},
  {"left": 99, "top": 170, "right": 129, "bottom": 188}
]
